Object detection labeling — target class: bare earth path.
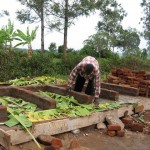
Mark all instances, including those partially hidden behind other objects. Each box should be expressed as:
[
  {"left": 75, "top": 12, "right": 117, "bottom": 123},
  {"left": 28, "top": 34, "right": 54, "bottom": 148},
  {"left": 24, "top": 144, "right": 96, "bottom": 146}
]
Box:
[{"left": 8, "top": 127, "right": 150, "bottom": 150}]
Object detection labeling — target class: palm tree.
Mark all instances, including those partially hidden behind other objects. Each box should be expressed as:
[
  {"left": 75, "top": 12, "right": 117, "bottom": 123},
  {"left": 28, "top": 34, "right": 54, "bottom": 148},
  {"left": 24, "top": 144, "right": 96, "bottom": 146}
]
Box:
[{"left": 14, "top": 26, "right": 38, "bottom": 57}]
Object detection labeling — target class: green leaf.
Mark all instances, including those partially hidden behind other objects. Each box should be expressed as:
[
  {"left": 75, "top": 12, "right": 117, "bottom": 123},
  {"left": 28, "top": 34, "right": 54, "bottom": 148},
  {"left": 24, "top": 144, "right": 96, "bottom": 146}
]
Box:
[
  {"left": 7, "top": 108, "right": 41, "bottom": 149},
  {"left": 137, "top": 117, "right": 145, "bottom": 123},
  {"left": 75, "top": 107, "right": 91, "bottom": 116},
  {"left": 4, "top": 117, "right": 19, "bottom": 127}
]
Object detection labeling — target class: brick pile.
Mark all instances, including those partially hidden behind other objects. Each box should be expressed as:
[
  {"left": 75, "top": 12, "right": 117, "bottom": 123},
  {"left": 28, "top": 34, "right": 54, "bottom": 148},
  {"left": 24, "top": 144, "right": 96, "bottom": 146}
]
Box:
[
  {"left": 105, "top": 115, "right": 125, "bottom": 137},
  {"left": 121, "top": 117, "right": 144, "bottom": 132},
  {"left": 106, "top": 68, "right": 150, "bottom": 97}
]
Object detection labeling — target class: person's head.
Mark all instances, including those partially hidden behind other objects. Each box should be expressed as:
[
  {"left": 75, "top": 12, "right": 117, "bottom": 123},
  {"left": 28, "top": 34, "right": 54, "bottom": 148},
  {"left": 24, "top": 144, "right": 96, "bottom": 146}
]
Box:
[{"left": 85, "top": 64, "right": 94, "bottom": 75}]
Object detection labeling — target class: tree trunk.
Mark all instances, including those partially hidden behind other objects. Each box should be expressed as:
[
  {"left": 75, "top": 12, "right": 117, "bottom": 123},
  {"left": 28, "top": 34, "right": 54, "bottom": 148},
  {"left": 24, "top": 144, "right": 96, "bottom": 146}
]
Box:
[
  {"left": 41, "top": 2, "right": 44, "bottom": 52},
  {"left": 28, "top": 43, "right": 32, "bottom": 58},
  {"left": 63, "top": 0, "right": 68, "bottom": 62},
  {"left": 9, "top": 41, "right": 12, "bottom": 52}
]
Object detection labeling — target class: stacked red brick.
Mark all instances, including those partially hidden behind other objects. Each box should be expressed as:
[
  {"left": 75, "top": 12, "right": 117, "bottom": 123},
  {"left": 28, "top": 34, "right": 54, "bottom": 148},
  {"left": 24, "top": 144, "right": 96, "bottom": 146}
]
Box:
[
  {"left": 106, "top": 115, "right": 125, "bottom": 137},
  {"left": 106, "top": 68, "right": 150, "bottom": 97}
]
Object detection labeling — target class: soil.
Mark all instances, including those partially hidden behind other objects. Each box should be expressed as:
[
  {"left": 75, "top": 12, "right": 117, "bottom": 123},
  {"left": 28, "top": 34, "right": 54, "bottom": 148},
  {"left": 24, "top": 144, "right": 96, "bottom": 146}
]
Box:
[{"left": 2, "top": 126, "right": 149, "bottom": 150}]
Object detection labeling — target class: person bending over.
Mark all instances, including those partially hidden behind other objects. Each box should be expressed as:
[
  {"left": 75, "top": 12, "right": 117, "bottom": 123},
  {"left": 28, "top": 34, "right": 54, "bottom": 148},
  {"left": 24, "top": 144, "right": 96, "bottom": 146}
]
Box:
[{"left": 66, "top": 56, "right": 101, "bottom": 105}]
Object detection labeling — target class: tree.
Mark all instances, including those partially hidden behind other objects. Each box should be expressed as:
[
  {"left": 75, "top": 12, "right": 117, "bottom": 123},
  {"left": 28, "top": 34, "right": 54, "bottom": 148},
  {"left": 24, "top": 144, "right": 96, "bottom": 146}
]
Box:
[
  {"left": 82, "top": 0, "right": 126, "bottom": 56},
  {"left": 48, "top": 42, "right": 57, "bottom": 52},
  {"left": 0, "top": 10, "right": 9, "bottom": 17},
  {"left": 16, "top": 0, "right": 50, "bottom": 52},
  {"left": 14, "top": 26, "right": 38, "bottom": 57},
  {"left": 96, "top": 0, "right": 127, "bottom": 52},
  {"left": 140, "top": 0, "right": 150, "bottom": 59},
  {"left": 48, "top": 0, "right": 96, "bottom": 61},
  {"left": 141, "top": 48, "right": 148, "bottom": 59},
  {"left": 116, "top": 28, "right": 141, "bottom": 55},
  {"left": 58, "top": 45, "right": 63, "bottom": 53}
]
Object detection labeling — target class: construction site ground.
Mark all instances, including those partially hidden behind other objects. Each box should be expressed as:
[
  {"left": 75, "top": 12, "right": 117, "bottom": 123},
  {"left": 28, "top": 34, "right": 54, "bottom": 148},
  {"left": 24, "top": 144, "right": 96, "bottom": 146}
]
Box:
[{"left": 0, "top": 94, "right": 150, "bottom": 150}]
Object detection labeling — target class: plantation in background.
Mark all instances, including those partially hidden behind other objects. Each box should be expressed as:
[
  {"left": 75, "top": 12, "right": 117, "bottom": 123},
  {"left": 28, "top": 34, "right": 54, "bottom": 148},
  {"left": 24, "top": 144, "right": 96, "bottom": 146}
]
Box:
[{"left": 0, "top": 50, "right": 150, "bottom": 82}]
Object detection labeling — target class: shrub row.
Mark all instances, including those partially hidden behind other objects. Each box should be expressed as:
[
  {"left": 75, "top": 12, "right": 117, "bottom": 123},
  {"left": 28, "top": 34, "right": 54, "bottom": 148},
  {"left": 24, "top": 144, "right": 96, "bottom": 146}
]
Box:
[{"left": 0, "top": 50, "right": 150, "bottom": 82}]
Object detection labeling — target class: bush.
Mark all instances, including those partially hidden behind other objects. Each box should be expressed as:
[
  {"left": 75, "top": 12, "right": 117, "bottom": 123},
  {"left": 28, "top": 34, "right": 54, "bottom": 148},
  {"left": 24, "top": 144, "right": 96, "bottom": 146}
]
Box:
[
  {"left": 120, "top": 55, "right": 150, "bottom": 71},
  {"left": 0, "top": 50, "right": 150, "bottom": 82}
]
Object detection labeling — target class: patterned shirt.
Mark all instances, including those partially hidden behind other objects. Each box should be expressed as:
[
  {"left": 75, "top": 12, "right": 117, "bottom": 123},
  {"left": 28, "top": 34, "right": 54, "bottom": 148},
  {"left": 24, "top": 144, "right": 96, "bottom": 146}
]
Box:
[{"left": 67, "top": 56, "right": 101, "bottom": 98}]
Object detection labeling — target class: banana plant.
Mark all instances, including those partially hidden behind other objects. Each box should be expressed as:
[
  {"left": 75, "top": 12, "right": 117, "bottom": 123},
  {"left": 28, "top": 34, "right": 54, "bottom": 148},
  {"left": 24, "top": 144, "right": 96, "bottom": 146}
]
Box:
[
  {"left": 14, "top": 26, "right": 38, "bottom": 57},
  {"left": 1, "top": 19, "right": 21, "bottom": 51}
]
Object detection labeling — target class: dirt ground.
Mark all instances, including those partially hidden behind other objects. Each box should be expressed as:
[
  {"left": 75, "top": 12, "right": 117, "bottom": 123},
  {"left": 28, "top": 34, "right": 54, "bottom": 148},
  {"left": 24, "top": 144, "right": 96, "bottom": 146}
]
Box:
[{"left": 5, "top": 126, "right": 149, "bottom": 150}]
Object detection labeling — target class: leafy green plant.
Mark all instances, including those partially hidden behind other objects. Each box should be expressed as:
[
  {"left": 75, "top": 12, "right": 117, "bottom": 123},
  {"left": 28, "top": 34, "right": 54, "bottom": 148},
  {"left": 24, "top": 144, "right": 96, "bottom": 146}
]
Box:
[
  {"left": 8, "top": 76, "right": 66, "bottom": 86},
  {"left": 0, "top": 19, "right": 21, "bottom": 51},
  {"left": 14, "top": 26, "right": 38, "bottom": 57}
]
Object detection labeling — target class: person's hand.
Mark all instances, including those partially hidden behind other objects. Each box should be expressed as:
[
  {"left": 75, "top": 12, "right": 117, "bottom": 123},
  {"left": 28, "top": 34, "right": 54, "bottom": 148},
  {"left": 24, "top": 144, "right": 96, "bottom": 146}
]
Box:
[{"left": 66, "top": 86, "right": 72, "bottom": 93}]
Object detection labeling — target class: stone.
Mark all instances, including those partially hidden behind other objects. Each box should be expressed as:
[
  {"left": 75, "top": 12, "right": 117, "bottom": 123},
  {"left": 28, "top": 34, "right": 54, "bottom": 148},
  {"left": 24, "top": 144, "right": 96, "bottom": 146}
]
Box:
[
  {"left": 96, "top": 122, "right": 107, "bottom": 130},
  {"left": 134, "top": 104, "right": 144, "bottom": 113},
  {"left": 71, "top": 129, "right": 80, "bottom": 134}
]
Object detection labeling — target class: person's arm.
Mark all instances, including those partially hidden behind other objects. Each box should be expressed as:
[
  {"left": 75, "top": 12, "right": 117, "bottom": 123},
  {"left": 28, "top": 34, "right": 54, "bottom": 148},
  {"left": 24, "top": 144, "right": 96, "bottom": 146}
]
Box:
[
  {"left": 94, "top": 70, "right": 101, "bottom": 98},
  {"left": 67, "top": 65, "right": 80, "bottom": 89}
]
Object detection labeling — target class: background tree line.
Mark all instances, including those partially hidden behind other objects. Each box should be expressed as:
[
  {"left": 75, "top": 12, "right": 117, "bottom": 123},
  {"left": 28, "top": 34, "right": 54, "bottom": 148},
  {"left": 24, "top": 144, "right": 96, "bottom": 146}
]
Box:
[
  {"left": 0, "top": 0, "right": 150, "bottom": 81},
  {"left": 0, "top": 0, "right": 149, "bottom": 59}
]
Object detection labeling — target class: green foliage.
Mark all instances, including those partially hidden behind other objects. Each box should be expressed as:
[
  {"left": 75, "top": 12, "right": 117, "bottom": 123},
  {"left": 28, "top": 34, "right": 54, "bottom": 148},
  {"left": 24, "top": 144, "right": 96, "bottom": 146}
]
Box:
[
  {"left": 120, "top": 55, "right": 150, "bottom": 71},
  {"left": 8, "top": 76, "right": 65, "bottom": 86},
  {"left": 98, "top": 53, "right": 121, "bottom": 74},
  {"left": 58, "top": 45, "right": 63, "bottom": 53},
  {"left": 29, "top": 91, "right": 129, "bottom": 121},
  {"left": 141, "top": 0, "right": 150, "bottom": 45},
  {"left": 14, "top": 26, "right": 38, "bottom": 57},
  {"left": 48, "top": 42, "right": 57, "bottom": 52},
  {"left": 0, "top": 50, "right": 150, "bottom": 82},
  {"left": 116, "top": 28, "right": 141, "bottom": 54},
  {"left": 80, "top": 44, "right": 98, "bottom": 57},
  {"left": 0, "top": 19, "right": 20, "bottom": 51}
]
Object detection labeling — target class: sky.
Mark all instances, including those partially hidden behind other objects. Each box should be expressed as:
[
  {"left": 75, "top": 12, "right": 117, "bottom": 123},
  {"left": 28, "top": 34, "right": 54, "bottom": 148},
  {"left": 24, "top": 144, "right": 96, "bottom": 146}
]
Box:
[{"left": 0, "top": 0, "right": 146, "bottom": 50}]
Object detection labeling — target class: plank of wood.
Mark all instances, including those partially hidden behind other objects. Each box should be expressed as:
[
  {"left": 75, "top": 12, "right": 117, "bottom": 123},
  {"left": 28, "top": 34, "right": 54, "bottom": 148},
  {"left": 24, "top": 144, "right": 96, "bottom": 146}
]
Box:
[
  {"left": 100, "top": 88, "right": 119, "bottom": 101},
  {"left": 54, "top": 84, "right": 119, "bottom": 101},
  {"left": 101, "top": 82, "right": 139, "bottom": 96},
  {"left": 10, "top": 87, "right": 56, "bottom": 109}
]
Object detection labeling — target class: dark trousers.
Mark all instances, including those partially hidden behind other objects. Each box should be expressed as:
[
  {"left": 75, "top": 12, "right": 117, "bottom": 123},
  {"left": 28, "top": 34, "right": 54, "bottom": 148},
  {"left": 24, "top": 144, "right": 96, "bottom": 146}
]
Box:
[{"left": 74, "top": 74, "right": 94, "bottom": 96}]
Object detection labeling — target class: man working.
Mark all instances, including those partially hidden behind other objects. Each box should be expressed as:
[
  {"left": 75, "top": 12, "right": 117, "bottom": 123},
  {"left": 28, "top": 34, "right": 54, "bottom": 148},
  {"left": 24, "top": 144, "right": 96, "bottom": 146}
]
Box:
[{"left": 66, "top": 56, "right": 101, "bottom": 105}]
